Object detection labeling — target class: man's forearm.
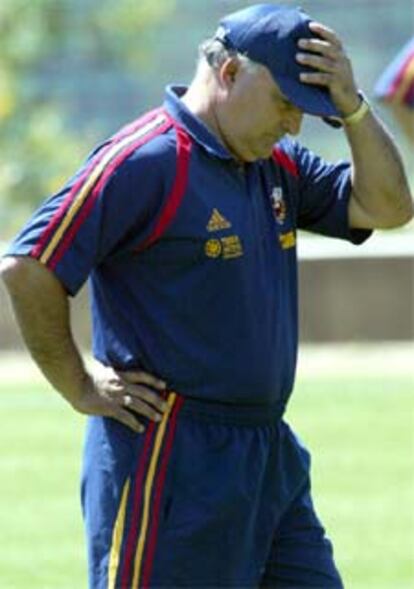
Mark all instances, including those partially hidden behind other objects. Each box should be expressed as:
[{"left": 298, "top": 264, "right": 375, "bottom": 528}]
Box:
[
  {"left": 0, "top": 256, "right": 90, "bottom": 406},
  {"left": 295, "top": 22, "right": 413, "bottom": 229},
  {"left": 346, "top": 104, "right": 413, "bottom": 228}
]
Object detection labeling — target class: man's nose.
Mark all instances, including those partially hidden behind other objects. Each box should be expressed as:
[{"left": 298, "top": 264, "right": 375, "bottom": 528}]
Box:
[{"left": 283, "top": 108, "right": 303, "bottom": 136}]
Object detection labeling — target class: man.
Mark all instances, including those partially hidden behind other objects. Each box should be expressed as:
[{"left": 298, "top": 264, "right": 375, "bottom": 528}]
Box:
[
  {"left": 1, "top": 4, "right": 413, "bottom": 588},
  {"left": 374, "top": 37, "right": 414, "bottom": 146}
]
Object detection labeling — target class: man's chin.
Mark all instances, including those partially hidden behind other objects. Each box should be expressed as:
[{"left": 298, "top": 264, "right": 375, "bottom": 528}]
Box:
[
  {"left": 237, "top": 145, "right": 271, "bottom": 162},
  {"left": 252, "top": 146, "right": 275, "bottom": 161},
  {"left": 236, "top": 143, "right": 276, "bottom": 163}
]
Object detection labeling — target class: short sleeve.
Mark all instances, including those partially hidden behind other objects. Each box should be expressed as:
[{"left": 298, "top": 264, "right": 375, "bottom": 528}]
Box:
[
  {"left": 292, "top": 141, "right": 372, "bottom": 244},
  {"left": 374, "top": 38, "right": 414, "bottom": 107},
  {"left": 5, "top": 130, "right": 176, "bottom": 295}
]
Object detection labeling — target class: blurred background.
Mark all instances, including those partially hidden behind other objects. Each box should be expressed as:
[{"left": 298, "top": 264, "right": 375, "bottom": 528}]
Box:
[
  {"left": 0, "top": 1, "right": 413, "bottom": 588},
  {"left": 0, "top": 0, "right": 413, "bottom": 344}
]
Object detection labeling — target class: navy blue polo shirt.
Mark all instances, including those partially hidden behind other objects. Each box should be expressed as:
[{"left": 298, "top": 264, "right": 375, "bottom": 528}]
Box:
[{"left": 6, "top": 85, "right": 370, "bottom": 405}]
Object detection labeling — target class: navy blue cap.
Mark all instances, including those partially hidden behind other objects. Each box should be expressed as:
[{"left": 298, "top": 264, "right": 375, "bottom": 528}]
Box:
[{"left": 215, "top": 3, "right": 341, "bottom": 119}]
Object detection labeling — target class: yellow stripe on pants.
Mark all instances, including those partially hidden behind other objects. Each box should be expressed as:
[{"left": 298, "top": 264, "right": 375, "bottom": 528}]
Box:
[
  {"left": 131, "top": 393, "right": 177, "bottom": 588},
  {"left": 107, "top": 478, "right": 131, "bottom": 589}
]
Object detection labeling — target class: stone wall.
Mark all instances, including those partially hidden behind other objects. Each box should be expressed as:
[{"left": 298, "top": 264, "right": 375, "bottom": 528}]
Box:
[{"left": 299, "top": 257, "right": 414, "bottom": 341}]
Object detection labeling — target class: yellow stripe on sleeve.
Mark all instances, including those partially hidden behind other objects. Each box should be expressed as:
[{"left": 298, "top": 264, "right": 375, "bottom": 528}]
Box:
[
  {"left": 394, "top": 59, "right": 414, "bottom": 104},
  {"left": 131, "top": 393, "right": 177, "bottom": 589},
  {"left": 40, "top": 113, "right": 167, "bottom": 265},
  {"left": 108, "top": 477, "right": 131, "bottom": 589}
]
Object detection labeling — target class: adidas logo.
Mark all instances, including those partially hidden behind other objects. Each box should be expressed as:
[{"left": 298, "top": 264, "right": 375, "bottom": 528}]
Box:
[{"left": 207, "top": 208, "right": 231, "bottom": 232}]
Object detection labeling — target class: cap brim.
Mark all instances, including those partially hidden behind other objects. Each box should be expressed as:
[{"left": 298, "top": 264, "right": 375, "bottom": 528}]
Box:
[{"left": 275, "top": 75, "right": 341, "bottom": 118}]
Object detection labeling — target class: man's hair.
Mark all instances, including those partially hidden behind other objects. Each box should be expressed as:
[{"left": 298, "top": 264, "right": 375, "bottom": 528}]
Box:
[{"left": 198, "top": 38, "right": 261, "bottom": 74}]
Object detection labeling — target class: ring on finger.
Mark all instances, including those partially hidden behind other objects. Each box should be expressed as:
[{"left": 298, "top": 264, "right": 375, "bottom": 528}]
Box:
[{"left": 123, "top": 394, "right": 132, "bottom": 407}]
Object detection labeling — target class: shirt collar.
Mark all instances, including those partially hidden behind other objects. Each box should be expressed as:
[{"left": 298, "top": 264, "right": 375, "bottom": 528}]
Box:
[{"left": 163, "top": 85, "right": 233, "bottom": 160}]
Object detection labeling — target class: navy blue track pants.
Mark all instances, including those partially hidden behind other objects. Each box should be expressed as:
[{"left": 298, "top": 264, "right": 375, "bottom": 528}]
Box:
[{"left": 81, "top": 392, "right": 343, "bottom": 588}]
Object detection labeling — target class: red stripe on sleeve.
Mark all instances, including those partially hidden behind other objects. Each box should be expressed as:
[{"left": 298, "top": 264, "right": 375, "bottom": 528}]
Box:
[
  {"left": 136, "top": 121, "right": 193, "bottom": 252},
  {"left": 272, "top": 147, "right": 299, "bottom": 178},
  {"left": 30, "top": 108, "right": 163, "bottom": 261},
  {"left": 114, "top": 108, "right": 164, "bottom": 144},
  {"left": 31, "top": 163, "right": 100, "bottom": 260},
  {"left": 388, "top": 52, "right": 414, "bottom": 98},
  {"left": 47, "top": 118, "right": 172, "bottom": 270},
  {"left": 404, "top": 80, "right": 414, "bottom": 104}
]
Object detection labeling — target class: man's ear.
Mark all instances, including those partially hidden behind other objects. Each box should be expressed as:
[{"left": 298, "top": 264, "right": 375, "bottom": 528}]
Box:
[{"left": 219, "top": 57, "right": 240, "bottom": 89}]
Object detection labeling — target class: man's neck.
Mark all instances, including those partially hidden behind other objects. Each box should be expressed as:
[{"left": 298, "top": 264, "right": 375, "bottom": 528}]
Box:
[
  {"left": 181, "top": 84, "right": 222, "bottom": 140},
  {"left": 181, "top": 82, "right": 243, "bottom": 164}
]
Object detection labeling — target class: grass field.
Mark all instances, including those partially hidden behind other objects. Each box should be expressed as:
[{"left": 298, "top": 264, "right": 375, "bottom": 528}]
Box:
[{"left": 0, "top": 354, "right": 413, "bottom": 588}]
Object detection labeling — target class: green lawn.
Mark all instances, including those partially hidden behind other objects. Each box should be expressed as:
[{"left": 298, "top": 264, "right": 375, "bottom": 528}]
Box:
[
  {"left": 0, "top": 375, "right": 413, "bottom": 588},
  {"left": 286, "top": 375, "right": 414, "bottom": 589}
]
